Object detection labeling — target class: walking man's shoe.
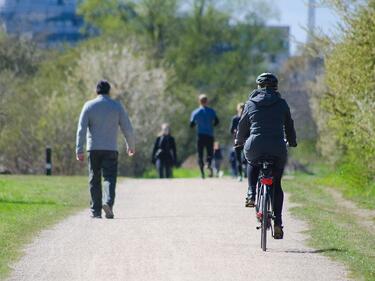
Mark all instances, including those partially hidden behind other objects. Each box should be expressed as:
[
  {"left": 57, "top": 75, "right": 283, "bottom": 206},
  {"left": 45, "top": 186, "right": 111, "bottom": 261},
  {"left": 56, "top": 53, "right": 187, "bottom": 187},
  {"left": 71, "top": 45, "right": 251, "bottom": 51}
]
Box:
[
  {"left": 90, "top": 213, "right": 102, "bottom": 219},
  {"left": 274, "top": 224, "right": 284, "bottom": 239},
  {"left": 103, "top": 204, "right": 114, "bottom": 219}
]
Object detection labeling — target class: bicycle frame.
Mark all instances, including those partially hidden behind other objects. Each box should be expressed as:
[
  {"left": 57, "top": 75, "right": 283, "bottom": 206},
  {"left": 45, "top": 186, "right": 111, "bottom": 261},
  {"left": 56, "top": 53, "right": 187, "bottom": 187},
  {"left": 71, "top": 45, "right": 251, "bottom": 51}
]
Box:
[{"left": 254, "top": 160, "right": 275, "bottom": 251}]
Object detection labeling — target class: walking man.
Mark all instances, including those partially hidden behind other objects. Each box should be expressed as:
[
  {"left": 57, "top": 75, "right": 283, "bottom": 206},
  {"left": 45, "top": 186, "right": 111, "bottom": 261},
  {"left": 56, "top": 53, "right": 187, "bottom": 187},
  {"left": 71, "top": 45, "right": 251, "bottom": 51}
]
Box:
[
  {"left": 76, "top": 80, "right": 135, "bottom": 219},
  {"left": 190, "top": 94, "right": 219, "bottom": 178}
]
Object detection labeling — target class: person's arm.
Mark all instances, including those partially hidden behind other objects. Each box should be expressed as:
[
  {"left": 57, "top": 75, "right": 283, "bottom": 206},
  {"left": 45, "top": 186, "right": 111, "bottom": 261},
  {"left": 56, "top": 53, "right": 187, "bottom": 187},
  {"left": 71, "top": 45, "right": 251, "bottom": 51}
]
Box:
[
  {"left": 284, "top": 101, "right": 297, "bottom": 147},
  {"left": 76, "top": 104, "right": 89, "bottom": 160},
  {"left": 235, "top": 104, "right": 251, "bottom": 146},
  {"left": 213, "top": 110, "right": 219, "bottom": 126},
  {"left": 190, "top": 111, "right": 196, "bottom": 128},
  {"left": 171, "top": 137, "right": 177, "bottom": 165},
  {"left": 119, "top": 103, "right": 136, "bottom": 154},
  {"left": 230, "top": 116, "right": 236, "bottom": 135},
  {"left": 151, "top": 137, "right": 159, "bottom": 163}
]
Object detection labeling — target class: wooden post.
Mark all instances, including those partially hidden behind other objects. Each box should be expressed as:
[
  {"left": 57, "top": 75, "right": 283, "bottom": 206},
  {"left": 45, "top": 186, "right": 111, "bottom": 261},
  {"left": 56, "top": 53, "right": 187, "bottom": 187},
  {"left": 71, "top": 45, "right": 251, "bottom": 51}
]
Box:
[{"left": 46, "top": 147, "right": 52, "bottom": 175}]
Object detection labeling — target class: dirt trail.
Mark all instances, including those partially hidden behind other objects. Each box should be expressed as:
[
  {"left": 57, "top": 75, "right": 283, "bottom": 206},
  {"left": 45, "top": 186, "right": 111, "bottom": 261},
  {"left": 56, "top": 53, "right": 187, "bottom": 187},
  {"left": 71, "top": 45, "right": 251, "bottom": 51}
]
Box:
[
  {"left": 327, "top": 188, "right": 375, "bottom": 231},
  {"left": 8, "top": 179, "right": 349, "bottom": 281}
]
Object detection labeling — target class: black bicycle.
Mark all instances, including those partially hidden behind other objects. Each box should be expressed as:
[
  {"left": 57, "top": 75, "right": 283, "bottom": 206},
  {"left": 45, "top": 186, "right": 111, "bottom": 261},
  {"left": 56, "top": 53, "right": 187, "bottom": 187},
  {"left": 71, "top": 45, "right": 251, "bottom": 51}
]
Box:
[{"left": 254, "top": 158, "right": 276, "bottom": 251}]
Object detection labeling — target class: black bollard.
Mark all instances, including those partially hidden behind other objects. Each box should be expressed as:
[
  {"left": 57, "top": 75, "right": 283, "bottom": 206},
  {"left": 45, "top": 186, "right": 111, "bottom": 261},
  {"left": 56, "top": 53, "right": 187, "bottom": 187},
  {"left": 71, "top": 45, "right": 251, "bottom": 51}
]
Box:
[{"left": 46, "top": 147, "right": 52, "bottom": 175}]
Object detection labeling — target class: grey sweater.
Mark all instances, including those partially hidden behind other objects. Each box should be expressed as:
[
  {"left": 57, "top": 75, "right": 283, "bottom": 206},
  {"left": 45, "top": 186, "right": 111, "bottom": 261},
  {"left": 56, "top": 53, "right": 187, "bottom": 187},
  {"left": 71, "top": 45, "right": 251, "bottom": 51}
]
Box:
[{"left": 76, "top": 95, "right": 135, "bottom": 154}]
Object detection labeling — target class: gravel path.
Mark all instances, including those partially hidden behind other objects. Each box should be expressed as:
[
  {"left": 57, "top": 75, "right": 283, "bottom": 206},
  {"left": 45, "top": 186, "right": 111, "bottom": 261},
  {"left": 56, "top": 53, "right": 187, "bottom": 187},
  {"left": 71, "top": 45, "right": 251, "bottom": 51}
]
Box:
[{"left": 8, "top": 178, "right": 349, "bottom": 281}]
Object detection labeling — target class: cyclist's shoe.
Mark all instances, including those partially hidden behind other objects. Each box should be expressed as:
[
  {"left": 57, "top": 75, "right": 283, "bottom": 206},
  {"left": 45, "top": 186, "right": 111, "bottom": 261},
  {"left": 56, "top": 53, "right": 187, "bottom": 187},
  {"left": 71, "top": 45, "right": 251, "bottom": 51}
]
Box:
[
  {"left": 102, "top": 204, "right": 114, "bottom": 219},
  {"left": 245, "top": 196, "right": 255, "bottom": 208},
  {"left": 237, "top": 176, "right": 243, "bottom": 182},
  {"left": 274, "top": 224, "right": 284, "bottom": 239}
]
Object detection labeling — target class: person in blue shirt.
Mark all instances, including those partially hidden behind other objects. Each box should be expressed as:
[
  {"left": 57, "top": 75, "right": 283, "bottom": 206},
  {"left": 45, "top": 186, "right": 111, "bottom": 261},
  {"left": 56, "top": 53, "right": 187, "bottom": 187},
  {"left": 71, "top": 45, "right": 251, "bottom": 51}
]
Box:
[{"left": 190, "top": 94, "right": 219, "bottom": 178}]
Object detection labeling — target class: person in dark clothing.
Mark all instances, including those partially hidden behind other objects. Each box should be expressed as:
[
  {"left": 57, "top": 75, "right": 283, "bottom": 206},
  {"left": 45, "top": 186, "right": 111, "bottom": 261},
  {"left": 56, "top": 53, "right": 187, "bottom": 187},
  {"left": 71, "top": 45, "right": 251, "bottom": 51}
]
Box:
[
  {"left": 151, "top": 123, "right": 177, "bottom": 178},
  {"left": 229, "top": 149, "right": 237, "bottom": 177},
  {"left": 230, "top": 103, "right": 245, "bottom": 181},
  {"left": 235, "top": 73, "right": 297, "bottom": 239},
  {"left": 190, "top": 94, "right": 219, "bottom": 179},
  {"left": 213, "top": 141, "right": 223, "bottom": 177}
]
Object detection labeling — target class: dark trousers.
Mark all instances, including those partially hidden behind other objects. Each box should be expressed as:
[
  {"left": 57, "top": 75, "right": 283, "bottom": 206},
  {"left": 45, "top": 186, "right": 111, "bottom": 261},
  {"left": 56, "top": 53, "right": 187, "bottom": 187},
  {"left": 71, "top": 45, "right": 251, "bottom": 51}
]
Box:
[
  {"left": 156, "top": 159, "right": 172, "bottom": 178},
  {"left": 235, "top": 148, "right": 243, "bottom": 177},
  {"left": 197, "top": 134, "right": 214, "bottom": 174},
  {"left": 88, "top": 150, "right": 118, "bottom": 215},
  {"left": 247, "top": 163, "right": 284, "bottom": 226}
]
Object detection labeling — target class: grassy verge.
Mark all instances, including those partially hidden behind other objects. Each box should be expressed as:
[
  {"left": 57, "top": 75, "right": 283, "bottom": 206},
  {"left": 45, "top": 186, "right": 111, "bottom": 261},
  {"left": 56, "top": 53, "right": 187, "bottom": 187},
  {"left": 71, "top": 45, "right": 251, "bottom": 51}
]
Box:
[
  {"left": 284, "top": 173, "right": 375, "bottom": 281},
  {"left": 143, "top": 167, "right": 201, "bottom": 178},
  {"left": 0, "top": 175, "right": 87, "bottom": 280}
]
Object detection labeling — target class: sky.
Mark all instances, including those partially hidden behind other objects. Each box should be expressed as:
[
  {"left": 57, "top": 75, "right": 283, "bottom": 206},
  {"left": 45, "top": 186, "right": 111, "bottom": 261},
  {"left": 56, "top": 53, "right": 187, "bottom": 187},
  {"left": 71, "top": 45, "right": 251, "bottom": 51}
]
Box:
[{"left": 267, "top": 0, "right": 341, "bottom": 54}]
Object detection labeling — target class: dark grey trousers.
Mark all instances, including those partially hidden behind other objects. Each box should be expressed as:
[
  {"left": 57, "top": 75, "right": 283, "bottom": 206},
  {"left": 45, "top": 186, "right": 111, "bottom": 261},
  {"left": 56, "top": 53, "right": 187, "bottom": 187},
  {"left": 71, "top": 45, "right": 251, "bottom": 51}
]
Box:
[
  {"left": 88, "top": 150, "right": 118, "bottom": 215},
  {"left": 156, "top": 159, "right": 172, "bottom": 178}
]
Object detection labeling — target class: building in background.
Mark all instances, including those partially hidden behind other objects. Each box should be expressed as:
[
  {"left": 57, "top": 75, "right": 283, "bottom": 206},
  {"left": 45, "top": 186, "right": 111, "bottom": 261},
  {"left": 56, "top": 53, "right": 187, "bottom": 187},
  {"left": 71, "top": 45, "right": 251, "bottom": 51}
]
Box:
[{"left": 0, "top": 0, "right": 84, "bottom": 46}]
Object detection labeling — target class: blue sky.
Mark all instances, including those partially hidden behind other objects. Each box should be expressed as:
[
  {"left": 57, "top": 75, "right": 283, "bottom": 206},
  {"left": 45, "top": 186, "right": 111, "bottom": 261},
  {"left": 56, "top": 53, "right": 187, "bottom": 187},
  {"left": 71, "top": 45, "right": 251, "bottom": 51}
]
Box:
[{"left": 267, "top": 0, "right": 340, "bottom": 54}]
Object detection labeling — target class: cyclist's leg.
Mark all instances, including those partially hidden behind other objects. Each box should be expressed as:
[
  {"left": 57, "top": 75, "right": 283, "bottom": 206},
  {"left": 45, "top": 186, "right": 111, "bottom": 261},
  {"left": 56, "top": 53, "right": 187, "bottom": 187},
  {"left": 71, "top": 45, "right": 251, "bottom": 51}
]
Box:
[
  {"left": 102, "top": 151, "right": 118, "bottom": 208},
  {"left": 272, "top": 166, "right": 284, "bottom": 226},
  {"left": 247, "top": 163, "right": 259, "bottom": 200},
  {"left": 88, "top": 151, "right": 103, "bottom": 216},
  {"left": 197, "top": 135, "right": 205, "bottom": 177}
]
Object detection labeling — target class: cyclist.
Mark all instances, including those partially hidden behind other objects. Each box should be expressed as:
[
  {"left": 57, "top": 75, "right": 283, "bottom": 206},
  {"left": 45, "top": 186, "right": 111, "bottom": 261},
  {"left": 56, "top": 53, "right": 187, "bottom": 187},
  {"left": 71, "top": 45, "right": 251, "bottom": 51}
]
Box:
[
  {"left": 190, "top": 94, "right": 219, "bottom": 179},
  {"left": 230, "top": 103, "right": 245, "bottom": 181},
  {"left": 235, "top": 73, "right": 297, "bottom": 239}
]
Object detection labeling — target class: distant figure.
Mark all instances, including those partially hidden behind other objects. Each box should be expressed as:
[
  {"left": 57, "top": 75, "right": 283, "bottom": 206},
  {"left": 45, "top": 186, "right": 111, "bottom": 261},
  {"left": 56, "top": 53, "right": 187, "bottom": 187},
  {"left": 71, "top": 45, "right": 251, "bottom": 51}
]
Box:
[
  {"left": 151, "top": 123, "right": 177, "bottom": 179},
  {"left": 229, "top": 149, "right": 237, "bottom": 177},
  {"left": 76, "top": 80, "right": 135, "bottom": 219},
  {"left": 213, "top": 141, "right": 223, "bottom": 177},
  {"left": 230, "top": 102, "right": 245, "bottom": 181},
  {"left": 190, "top": 94, "right": 219, "bottom": 179}
]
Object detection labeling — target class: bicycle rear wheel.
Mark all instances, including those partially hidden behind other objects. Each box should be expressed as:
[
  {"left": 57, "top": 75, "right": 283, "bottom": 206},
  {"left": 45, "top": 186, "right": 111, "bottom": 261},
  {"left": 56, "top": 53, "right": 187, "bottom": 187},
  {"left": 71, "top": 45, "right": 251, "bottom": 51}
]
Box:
[{"left": 261, "top": 185, "right": 268, "bottom": 251}]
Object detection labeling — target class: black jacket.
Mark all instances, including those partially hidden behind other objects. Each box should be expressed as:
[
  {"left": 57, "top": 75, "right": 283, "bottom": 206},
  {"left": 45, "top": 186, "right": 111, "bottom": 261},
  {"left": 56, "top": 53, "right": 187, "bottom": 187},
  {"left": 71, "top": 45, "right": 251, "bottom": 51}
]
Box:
[
  {"left": 152, "top": 135, "right": 177, "bottom": 164},
  {"left": 236, "top": 88, "right": 297, "bottom": 166},
  {"left": 230, "top": 115, "right": 241, "bottom": 138}
]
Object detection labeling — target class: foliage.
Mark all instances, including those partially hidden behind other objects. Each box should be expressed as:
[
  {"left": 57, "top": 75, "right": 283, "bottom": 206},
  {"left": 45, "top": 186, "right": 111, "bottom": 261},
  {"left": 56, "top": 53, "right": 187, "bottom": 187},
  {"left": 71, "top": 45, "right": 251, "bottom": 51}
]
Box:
[
  {"left": 0, "top": 1, "right": 286, "bottom": 175},
  {"left": 319, "top": 0, "right": 375, "bottom": 179}
]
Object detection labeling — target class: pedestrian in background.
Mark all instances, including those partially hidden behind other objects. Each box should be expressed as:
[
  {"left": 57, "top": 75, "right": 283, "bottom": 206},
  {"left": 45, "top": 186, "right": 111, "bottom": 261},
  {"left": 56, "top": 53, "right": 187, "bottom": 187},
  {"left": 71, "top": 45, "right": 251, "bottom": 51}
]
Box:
[
  {"left": 230, "top": 102, "right": 245, "bottom": 181},
  {"left": 151, "top": 123, "right": 177, "bottom": 178},
  {"left": 190, "top": 94, "right": 219, "bottom": 179},
  {"left": 213, "top": 141, "right": 223, "bottom": 177},
  {"left": 76, "top": 80, "right": 135, "bottom": 219}
]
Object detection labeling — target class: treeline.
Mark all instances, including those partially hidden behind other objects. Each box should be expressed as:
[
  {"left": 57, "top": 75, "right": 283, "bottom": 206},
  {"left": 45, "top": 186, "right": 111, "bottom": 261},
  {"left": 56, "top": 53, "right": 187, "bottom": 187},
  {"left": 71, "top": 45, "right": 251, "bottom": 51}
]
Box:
[
  {"left": 322, "top": 0, "right": 375, "bottom": 181},
  {"left": 306, "top": 0, "right": 374, "bottom": 182},
  {"left": 0, "top": 0, "right": 285, "bottom": 175}
]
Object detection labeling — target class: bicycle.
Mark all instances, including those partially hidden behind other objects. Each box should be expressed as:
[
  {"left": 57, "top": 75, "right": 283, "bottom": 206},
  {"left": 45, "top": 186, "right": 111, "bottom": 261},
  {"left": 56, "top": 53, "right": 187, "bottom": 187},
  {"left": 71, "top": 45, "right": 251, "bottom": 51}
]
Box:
[{"left": 254, "top": 157, "right": 276, "bottom": 252}]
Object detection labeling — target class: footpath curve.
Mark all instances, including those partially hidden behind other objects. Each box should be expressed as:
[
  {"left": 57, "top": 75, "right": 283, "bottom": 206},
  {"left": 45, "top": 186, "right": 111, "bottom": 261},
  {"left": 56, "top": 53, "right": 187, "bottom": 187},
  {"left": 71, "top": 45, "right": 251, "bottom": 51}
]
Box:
[{"left": 8, "top": 178, "right": 349, "bottom": 281}]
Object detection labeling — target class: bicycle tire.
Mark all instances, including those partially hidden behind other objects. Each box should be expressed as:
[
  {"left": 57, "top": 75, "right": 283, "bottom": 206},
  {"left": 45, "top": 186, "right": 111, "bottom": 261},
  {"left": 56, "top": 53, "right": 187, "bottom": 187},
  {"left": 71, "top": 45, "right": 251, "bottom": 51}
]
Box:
[{"left": 261, "top": 185, "right": 268, "bottom": 251}]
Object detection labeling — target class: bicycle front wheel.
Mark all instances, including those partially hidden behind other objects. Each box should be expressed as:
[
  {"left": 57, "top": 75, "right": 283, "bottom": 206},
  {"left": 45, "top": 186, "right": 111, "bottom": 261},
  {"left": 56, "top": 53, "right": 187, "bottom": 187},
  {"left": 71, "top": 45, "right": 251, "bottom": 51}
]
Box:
[{"left": 261, "top": 185, "right": 268, "bottom": 251}]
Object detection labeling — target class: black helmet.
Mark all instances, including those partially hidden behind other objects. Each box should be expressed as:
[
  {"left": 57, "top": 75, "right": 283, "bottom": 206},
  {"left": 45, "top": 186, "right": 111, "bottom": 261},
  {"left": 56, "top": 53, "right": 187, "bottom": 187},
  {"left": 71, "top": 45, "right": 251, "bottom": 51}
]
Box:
[
  {"left": 256, "top": 73, "right": 278, "bottom": 88},
  {"left": 96, "top": 80, "right": 111, "bottom": 95}
]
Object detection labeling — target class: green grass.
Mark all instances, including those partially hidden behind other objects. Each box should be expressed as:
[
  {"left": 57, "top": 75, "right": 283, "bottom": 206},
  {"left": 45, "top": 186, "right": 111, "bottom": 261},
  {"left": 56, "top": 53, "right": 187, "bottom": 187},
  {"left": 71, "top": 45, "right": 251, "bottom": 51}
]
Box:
[
  {"left": 142, "top": 167, "right": 201, "bottom": 178},
  {"left": 0, "top": 176, "right": 87, "bottom": 280},
  {"left": 284, "top": 174, "right": 375, "bottom": 281}
]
